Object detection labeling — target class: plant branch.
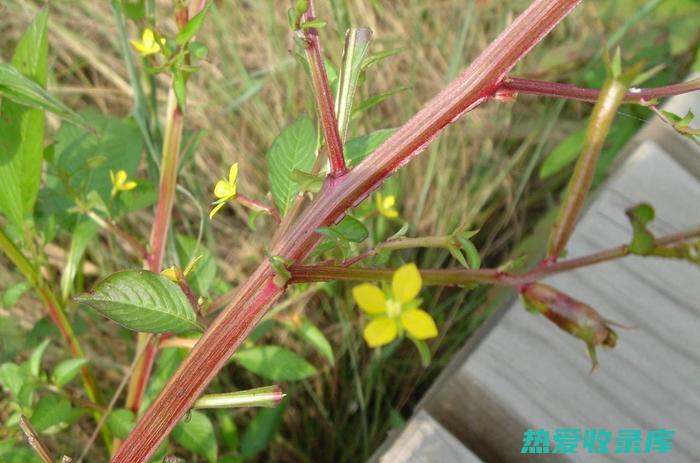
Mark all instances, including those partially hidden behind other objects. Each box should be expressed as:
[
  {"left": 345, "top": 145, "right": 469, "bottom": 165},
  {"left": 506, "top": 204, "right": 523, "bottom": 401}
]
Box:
[
  {"left": 290, "top": 225, "right": 700, "bottom": 287},
  {"left": 301, "top": 1, "right": 347, "bottom": 177},
  {"left": 20, "top": 416, "right": 55, "bottom": 463},
  {"left": 113, "top": 1, "right": 582, "bottom": 460},
  {"left": 498, "top": 76, "right": 700, "bottom": 103}
]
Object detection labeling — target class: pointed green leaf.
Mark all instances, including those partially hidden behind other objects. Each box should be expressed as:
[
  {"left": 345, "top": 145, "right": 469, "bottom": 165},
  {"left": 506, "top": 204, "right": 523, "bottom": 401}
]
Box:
[
  {"left": 626, "top": 203, "right": 656, "bottom": 255},
  {"left": 345, "top": 129, "right": 395, "bottom": 166},
  {"left": 330, "top": 215, "right": 368, "bottom": 242},
  {"left": 266, "top": 116, "right": 317, "bottom": 216},
  {"left": 106, "top": 408, "right": 135, "bottom": 440},
  {"left": 335, "top": 28, "right": 372, "bottom": 142},
  {"left": 295, "top": 318, "right": 334, "bottom": 366},
  {"left": 0, "top": 10, "right": 48, "bottom": 228},
  {"left": 176, "top": 2, "right": 212, "bottom": 45},
  {"left": 27, "top": 339, "right": 50, "bottom": 377},
  {"left": 60, "top": 220, "right": 98, "bottom": 300},
  {"left": 240, "top": 398, "right": 287, "bottom": 459},
  {"left": 52, "top": 358, "right": 89, "bottom": 387},
  {"left": 173, "top": 410, "right": 217, "bottom": 463},
  {"left": 75, "top": 270, "right": 202, "bottom": 334},
  {"left": 235, "top": 346, "right": 317, "bottom": 381},
  {"left": 539, "top": 129, "right": 586, "bottom": 179}
]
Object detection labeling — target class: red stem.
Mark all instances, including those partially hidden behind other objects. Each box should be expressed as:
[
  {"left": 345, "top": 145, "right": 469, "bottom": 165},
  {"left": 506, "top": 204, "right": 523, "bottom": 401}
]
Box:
[
  {"left": 302, "top": 1, "right": 347, "bottom": 177},
  {"left": 499, "top": 76, "right": 700, "bottom": 103},
  {"left": 113, "top": 1, "right": 581, "bottom": 460}
]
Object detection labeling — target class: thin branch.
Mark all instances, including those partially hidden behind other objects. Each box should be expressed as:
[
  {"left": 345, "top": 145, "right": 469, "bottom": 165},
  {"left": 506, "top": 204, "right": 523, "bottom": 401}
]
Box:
[
  {"left": 301, "top": 1, "right": 347, "bottom": 177},
  {"left": 290, "top": 225, "right": 700, "bottom": 288},
  {"left": 498, "top": 76, "right": 700, "bottom": 103},
  {"left": 20, "top": 416, "right": 55, "bottom": 463}
]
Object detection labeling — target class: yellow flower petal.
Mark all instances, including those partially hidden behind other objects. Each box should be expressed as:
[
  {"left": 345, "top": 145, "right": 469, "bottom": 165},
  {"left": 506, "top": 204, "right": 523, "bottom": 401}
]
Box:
[
  {"left": 400, "top": 308, "right": 438, "bottom": 340},
  {"left": 214, "top": 180, "right": 234, "bottom": 199},
  {"left": 209, "top": 201, "right": 227, "bottom": 219},
  {"left": 382, "top": 209, "right": 399, "bottom": 218},
  {"left": 115, "top": 170, "right": 128, "bottom": 186},
  {"left": 363, "top": 317, "right": 398, "bottom": 347},
  {"left": 382, "top": 195, "right": 396, "bottom": 209},
  {"left": 122, "top": 180, "right": 137, "bottom": 191},
  {"left": 142, "top": 29, "right": 156, "bottom": 48},
  {"left": 392, "top": 263, "right": 422, "bottom": 304},
  {"left": 161, "top": 266, "right": 178, "bottom": 282},
  {"left": 228, "top": 163, "right": 239, "bottom": 186},
  {"left": 352, "top": 283, "right": 386, "bottom": 314}
]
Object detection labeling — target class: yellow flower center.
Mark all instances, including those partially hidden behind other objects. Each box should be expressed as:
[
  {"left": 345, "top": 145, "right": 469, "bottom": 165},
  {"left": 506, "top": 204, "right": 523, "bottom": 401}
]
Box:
[{"left": 386, "top": 299, "right": 402, "bottom": 318}]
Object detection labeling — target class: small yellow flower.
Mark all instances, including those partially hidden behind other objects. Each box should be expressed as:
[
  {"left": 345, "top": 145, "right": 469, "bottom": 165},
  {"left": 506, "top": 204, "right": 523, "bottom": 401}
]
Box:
[
  {"left": 110, "top": 170, "right": 137, "bottom": 197},
  {"left": 209, "top": 163, "right": 239, "bottom": 219},
  {"left": 130, "top": 28, "right": 165, "bottom": 57},
  {"left": 352, "top": 263, "right": 438, "bottom": 347},
  {"left": 375, "top": 192, "right": 399, "bottom": 219}
]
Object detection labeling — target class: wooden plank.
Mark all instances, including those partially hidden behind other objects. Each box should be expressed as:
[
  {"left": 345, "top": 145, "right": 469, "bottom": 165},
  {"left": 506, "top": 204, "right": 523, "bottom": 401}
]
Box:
[
  {"left": 375, "top": 410, "right": 482, "bottom": 463},
  {"left": 422, "top": 141, "right": 700, "bottom": 462}
]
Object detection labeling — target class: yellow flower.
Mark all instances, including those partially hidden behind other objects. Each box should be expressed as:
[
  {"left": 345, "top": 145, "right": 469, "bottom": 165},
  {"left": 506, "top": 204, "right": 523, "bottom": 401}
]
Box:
[
  {"left": 110, "top": 170, "right": 137, "bottom": 197},
  {"left": 352, "top": 263, "right": 438, "bottom": 347},
  {"left": 209, "top": 163, "right": 239, "bottom": 219},
  {"left": 130, "top": 28, "right": 165, "bottom": 56},
  {"left": 375, "top": 192, "right": 399, "bottom": 219}
]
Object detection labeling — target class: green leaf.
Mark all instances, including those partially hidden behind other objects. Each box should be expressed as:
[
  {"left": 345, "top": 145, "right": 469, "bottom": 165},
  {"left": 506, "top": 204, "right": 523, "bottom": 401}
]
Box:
[
  {"left": 626, "top": 203, "right": 656, "bottom": 255},
  {"left": 361, "top": 48, "right": 403, "bottom": 71},
  {"left": 266, "top": 115, "right": 317, "bottom": 216},
  {"left": 2, "top": 281, "right": 31, "bottom": 308},
  {"left": 240, "top": 398, "right": 287, "bottom": 459},
  {"left": 330, "top": 215, "right": 368, "bottom": 242},
  {"left": 52, "top": 358, "right": 88, "bottom": 387},
  {"left": 290, "top": 169, "right": 324, "bottom": 193},
  {"left": 60, "top": 220, "right": 98, "bottom": 300},
  {"left": 173, "top": 410, "right": 217, "bottom": 463},
  {"left": 352, "top": 86, "right": 408, "bottom": 119},
  {"left": 0, "top": 10, "right": 48, "bottom": 229},
  {"left": 217, "top": 411, "right": 239, "bottom": 451},
  {"left": 39, "top": 114, "right": 142, "bottom": 225},
  {"left": 345, "top": 129, "right": 395, "bottom": 166},
  {"left": 0, "top": 363, "right": 26, "bottom": 399},
  {"left": 75, "top": 270, "right": 202, "bottom": 334},
  {"left": 235, "top": 346, "right": 317, "bottom": 381},
  {"left": 295, "top": 318, "right": 334, "bottom": 366},
  {"left": 175, "top": 234, "right": 217, "bottom": 296},
  {"left": 31, "top": 394, "right": 72, "bottom": 433},
  {"left": 300, "top": 19, "right": 327, "bottom": 29},
  {"left": 173, "top": 68, "right": 187, "bottom": 111},
  {"left": 107, "top": 408, "right": 135, "bottom": 440},
  {"left": 335, "top": 28, "right": 372, "bottom": 142},
  {"left": 0, "top": 316, "right": 26, "bottom": 361},
  {"left": 176, "top": 2, "right": 212, "bottom": 45},
  {"left": 27, "top": 339, "right": 50, "bottom": 377},
  {"left": 411, "top": 339, "right": 431, "bottom": 367},
  {"left": 457, "top": 236, "right": 481, "bottom": 269},
  {"left": 539, "top": 129, "right": 586, "bottom": 179}
]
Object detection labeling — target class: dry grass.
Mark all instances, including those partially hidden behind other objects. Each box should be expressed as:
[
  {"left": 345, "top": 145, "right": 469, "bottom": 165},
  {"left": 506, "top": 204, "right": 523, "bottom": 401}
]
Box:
[{"left": 1, "top": 0, "right": 698, "bottom": 461}]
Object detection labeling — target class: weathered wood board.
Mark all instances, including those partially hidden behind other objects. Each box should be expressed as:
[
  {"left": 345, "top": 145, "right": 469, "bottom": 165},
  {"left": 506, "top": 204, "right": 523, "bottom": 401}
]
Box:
[
  {"left": 422, "top": 141, "right": 700, "bottom": 462},
  {"left": 375, "top": 410, "right": 482, "bottom": 463}
]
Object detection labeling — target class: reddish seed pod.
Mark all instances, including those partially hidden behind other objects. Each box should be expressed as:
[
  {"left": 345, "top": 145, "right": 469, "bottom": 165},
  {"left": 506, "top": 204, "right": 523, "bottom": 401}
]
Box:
[{"left": 521, "top": 283, "right": 617, "bottom": 370}]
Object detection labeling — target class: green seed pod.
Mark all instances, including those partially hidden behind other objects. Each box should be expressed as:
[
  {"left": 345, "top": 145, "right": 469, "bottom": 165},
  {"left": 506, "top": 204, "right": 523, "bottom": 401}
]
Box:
[{"left": 521, "top": 283, "right": 617, "bottom": 370}]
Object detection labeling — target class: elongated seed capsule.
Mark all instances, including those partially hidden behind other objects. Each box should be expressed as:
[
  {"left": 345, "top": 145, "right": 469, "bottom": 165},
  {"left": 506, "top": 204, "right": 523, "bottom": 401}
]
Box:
[{"left": 521, "top": 283, "right": 617, "bottom": 370}]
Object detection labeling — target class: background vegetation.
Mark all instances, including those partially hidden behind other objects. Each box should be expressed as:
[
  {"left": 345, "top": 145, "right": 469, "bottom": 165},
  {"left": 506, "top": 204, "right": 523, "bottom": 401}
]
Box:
[{"left": 1, "top": 0, "right": 699, "bottom": 461}]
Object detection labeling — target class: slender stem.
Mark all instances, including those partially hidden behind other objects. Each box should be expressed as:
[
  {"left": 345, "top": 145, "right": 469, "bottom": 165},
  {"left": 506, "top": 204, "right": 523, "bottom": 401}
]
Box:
[
  {"left": 113, "top": 2, "right": 583, "bottom": 461},
  {"left": 0, "top": 229, "right": 112, "bottom": 448},
  {"left": 20, "top": 416, "right": 54, "bottom": 463},
  {"left": 498, "top": 77, "right": 700, "bottom": 103},
  {"left": 301, "top": 1, "right": 347, "bottom": 177},
  {"left": 499, "top": 76, "right": 700, "bottom": 103},
  {"left": 87, "top": 211, "right": 148, "bottom": 259},
  {"left": 290, "top": 225, "right": 700, "bottom": 287},
  {"left": 341, "top": 235, "right": 452, "bottom": 266}
]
